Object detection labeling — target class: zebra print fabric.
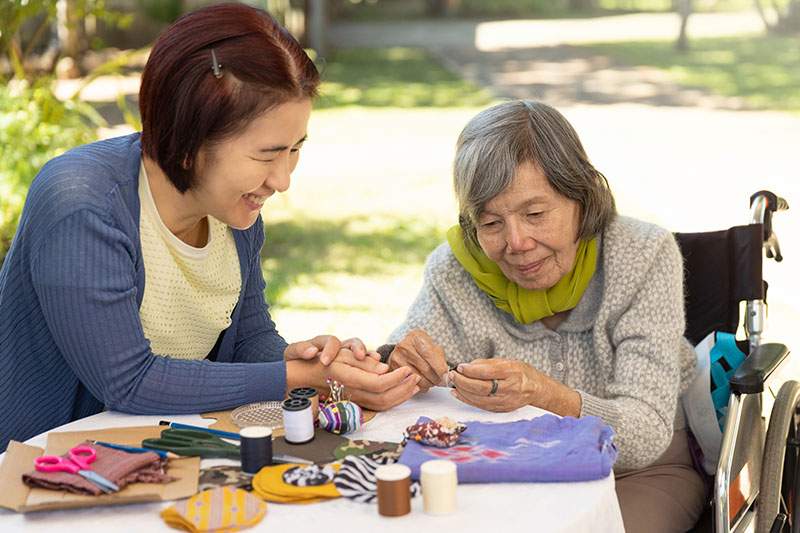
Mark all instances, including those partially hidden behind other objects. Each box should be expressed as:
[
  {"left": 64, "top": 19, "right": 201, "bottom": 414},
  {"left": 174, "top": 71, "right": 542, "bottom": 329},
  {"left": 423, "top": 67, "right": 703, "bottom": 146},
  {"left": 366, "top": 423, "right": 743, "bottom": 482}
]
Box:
[{"left": 333, "top": 451, "right": 420, "bottom": 503}]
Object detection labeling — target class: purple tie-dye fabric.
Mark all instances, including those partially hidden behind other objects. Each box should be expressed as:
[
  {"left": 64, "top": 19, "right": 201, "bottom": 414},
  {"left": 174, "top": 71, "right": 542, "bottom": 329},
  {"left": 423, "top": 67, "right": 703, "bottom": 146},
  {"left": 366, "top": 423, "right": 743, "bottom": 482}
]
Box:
[{"left": 398, "top": 414, "right": 617, "bottom": 483}]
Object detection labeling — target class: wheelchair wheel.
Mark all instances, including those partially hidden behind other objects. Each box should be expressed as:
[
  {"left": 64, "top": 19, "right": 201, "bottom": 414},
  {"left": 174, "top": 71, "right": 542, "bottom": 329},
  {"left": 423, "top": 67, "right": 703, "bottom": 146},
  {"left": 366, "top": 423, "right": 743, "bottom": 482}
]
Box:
[{"left": 757, "top": 380, "right": 800, "bottom": 533}]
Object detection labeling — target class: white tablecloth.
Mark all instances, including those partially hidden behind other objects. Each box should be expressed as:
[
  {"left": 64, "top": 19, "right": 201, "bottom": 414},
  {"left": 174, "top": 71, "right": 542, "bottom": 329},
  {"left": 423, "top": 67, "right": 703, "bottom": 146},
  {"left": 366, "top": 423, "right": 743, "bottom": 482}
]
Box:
[{"left": 0, "top": 388, "right": 624, "bottom": 532}]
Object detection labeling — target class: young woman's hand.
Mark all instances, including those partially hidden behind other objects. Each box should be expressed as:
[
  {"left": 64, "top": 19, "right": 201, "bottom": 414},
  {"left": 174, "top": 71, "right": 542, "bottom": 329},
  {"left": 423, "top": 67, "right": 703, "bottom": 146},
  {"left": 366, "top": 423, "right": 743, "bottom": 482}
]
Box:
[
  {"left": 284, "top": 335, "right": 372, "bottom": 365},
  {"left": 287, "top": 351, "right": 421, "bottom": 411},
  {"left": 328, "top": 362, "right": 420, "bottom": 411}
]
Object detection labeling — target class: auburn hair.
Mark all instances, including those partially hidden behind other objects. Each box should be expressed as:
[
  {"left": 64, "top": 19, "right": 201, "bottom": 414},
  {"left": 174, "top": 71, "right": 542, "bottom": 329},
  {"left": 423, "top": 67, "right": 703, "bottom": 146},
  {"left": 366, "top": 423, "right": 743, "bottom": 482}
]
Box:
[{"left": 139, "top": 2, "right": 320, "bottom": 192}]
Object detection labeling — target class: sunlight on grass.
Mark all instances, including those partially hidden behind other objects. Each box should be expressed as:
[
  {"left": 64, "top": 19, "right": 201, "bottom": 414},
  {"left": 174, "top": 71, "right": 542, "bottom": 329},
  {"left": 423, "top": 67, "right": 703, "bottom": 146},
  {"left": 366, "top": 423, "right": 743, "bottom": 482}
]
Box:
[
  {"left": 260, "top": 102, "right": 490, "bottom": 345},
  {"left": 585, "top": 35, "right": 800, "bottom": 112},
  {"left": 316, "top": 48, "right": 494, "bottom": 109},
  {"left": 257, "top": 46, "right": 493, "bottom": 345}
]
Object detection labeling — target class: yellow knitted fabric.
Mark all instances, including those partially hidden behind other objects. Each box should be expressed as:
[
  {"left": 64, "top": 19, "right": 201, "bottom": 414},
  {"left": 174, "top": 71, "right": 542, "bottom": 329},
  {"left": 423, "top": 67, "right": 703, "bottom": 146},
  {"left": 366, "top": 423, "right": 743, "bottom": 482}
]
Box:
[
  {"left": 161, "top": 486, "right": 266, "bottom": 532},
  {"left": 138, "top": 163, "right": 241, "bottom": 359}
]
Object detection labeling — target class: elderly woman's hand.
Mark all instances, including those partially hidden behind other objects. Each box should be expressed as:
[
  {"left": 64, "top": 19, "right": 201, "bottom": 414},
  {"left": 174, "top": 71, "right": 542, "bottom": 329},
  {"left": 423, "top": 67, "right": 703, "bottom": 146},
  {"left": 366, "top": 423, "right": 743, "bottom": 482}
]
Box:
[
  {"left": 449, "top": 358, "right": 581, "bottom": 416},
  {"left": 389, "top": 330, "right": 448, "bottom": 393},
  {"left": 285, "top": 335, "right": 371, "bottom": 366}
]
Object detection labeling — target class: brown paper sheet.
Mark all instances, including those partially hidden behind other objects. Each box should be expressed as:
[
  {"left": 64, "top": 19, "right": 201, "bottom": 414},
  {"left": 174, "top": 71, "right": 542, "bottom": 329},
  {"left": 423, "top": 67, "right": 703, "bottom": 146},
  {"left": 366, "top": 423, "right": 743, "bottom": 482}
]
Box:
[{"left": 0, "top": 426, "right": 199, "bottom": 513}]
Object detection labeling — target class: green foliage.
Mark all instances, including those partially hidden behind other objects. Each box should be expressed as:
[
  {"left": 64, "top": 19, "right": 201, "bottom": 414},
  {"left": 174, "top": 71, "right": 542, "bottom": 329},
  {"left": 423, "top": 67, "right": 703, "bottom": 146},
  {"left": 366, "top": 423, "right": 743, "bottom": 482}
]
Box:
[
  {"left": 585, "top": 35, "right": 800, "bottom": 111},
  {"left": 316, "top": 48, "right": 493, "bottom": 108},
  {"left": 136, "top": 0, "right": 184, "bottom": 24},
  {"left": 0, "top": 1, "right": 131, "bottom": 66},
  {"left": 0, "top": 80, "right": 102, "bottom": 264}
]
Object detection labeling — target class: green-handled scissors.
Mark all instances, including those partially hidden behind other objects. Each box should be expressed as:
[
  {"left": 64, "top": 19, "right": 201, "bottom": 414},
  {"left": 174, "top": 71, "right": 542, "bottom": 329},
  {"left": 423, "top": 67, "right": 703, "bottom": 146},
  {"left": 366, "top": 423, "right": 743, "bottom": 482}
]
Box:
[{"left": 142, "top": 428, "right": 240, "bottom": 459}]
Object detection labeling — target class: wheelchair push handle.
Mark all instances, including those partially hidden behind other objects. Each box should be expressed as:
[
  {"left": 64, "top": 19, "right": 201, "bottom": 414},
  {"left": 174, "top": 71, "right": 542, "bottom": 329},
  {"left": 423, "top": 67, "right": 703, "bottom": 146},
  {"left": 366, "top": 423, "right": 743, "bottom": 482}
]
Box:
[
  {"left": 750, "top": 190, "right": 788, "bottom": 262},
  {"left": 750, "top": 190, "right": 789, "bottom": 213}
]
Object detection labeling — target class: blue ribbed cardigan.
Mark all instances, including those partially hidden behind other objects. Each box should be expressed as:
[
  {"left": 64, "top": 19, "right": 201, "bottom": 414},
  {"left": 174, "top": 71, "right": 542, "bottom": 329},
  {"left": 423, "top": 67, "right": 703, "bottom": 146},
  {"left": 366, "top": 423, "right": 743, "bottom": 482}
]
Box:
[{"left": 0, "top": 133, "right": 289, "bottom": 452}]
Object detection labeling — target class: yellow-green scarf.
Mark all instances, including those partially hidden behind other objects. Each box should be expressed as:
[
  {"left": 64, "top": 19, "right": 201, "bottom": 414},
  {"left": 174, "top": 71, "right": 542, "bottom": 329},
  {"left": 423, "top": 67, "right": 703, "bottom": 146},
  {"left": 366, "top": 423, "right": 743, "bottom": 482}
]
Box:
[{"left": 446, "top": 225, "right": 598, "bottom": 324}]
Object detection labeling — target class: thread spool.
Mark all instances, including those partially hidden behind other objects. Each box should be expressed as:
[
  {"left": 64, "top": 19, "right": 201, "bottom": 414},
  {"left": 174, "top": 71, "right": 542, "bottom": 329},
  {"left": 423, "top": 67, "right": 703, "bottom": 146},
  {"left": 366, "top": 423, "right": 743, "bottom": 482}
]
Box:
[
  {"left": 420, "top": 460, "right": 457, "bottom": 515},
  {"left": 289, "top": 387, "right": 319, "bottom": 421},
  {"left": 281, "top": 398, "right": 315, "bottom": 444},
  {"left": 240, "top": 426, "right": 273, "bottom": 474},
  {"left": 376, "top": 464, "right": 412, "bottom": 517}
]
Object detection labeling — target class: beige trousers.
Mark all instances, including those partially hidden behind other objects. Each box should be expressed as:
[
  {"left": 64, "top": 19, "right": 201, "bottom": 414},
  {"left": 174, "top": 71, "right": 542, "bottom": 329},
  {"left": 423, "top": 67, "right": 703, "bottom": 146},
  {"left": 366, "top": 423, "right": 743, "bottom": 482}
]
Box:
[{"left": 615, "top": 429, "right": 707, "bottom": 533}]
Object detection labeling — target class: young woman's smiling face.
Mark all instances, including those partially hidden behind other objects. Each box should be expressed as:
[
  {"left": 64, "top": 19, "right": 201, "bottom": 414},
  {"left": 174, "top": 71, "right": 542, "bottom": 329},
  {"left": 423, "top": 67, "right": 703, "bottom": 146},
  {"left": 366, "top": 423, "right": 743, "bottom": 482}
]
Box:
[
  {"left": 191, "top": 98, "right": 312, "bottom": 230},
  {"left": 475, "top": 161, "right": 581, "bottom": 290}
]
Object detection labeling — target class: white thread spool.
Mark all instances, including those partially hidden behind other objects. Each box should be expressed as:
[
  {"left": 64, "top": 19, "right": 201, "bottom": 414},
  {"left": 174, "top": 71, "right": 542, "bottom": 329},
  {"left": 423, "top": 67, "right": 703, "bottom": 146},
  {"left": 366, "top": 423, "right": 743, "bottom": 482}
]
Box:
[
  {"left": 421, "top": 460, "right": 457, "bottom": 515},
  {"left": 281, "top": 398, "right": 315, "bottom": 444}
]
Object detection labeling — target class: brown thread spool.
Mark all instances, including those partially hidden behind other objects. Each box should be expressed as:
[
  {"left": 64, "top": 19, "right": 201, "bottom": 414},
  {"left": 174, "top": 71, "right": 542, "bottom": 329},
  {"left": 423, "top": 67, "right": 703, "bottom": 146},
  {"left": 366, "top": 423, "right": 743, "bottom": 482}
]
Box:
[
  {"left": 289, "top": 387, "right": 319, "bottom": 422},
  {"left": 376, "top": 464, "right": 412, "bottom": 517}
]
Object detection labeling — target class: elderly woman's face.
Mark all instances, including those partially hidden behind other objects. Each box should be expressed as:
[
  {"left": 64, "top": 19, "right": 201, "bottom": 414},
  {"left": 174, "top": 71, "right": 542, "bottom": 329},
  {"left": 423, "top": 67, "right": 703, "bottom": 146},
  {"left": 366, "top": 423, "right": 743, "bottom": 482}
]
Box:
[{"left": 476, "top": 161, "right": 581, "bottom": 290}]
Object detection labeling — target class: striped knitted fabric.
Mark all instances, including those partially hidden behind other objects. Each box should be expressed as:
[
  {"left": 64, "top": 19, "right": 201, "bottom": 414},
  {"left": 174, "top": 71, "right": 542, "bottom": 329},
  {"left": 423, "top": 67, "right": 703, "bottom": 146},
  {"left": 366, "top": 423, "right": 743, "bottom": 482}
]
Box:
[{"left": 0, "top": 134, "right": 289, "bottom": 453}]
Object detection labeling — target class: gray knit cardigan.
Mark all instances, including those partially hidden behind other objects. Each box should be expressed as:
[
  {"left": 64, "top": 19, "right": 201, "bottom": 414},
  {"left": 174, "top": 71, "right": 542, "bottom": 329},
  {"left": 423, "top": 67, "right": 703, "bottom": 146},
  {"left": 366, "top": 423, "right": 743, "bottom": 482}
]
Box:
[{"left": 389, "top": 215, "right": 696, "bottom": 472}]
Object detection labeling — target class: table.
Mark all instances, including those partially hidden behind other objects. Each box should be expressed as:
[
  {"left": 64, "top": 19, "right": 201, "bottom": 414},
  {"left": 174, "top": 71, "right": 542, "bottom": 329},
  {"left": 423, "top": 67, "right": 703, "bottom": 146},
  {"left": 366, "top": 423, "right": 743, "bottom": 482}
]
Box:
[{"left": 0, "top": 388, "right": 624, "bottom": 532}]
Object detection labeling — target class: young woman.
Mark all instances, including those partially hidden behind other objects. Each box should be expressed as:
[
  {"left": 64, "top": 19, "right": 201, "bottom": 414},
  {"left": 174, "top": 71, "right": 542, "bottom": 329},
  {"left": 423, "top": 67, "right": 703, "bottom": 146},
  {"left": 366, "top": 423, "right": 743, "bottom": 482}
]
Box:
[{"left": 0, "top": 3, "right": 419, "bottom": 452}]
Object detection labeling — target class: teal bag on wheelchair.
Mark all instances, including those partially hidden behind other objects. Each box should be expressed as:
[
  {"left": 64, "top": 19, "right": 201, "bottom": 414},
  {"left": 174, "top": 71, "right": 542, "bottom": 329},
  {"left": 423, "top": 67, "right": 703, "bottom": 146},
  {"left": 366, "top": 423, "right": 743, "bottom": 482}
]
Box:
[{"left": 682, "top": 331, "right": 747, "bottom": 475}]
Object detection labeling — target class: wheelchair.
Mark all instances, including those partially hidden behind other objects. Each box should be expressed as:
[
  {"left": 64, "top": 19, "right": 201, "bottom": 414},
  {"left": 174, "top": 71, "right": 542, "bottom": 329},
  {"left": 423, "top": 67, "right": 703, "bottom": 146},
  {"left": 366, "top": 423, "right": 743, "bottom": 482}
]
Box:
[{"left": 678, "top": 190, "right": 795, "bottom": 533}]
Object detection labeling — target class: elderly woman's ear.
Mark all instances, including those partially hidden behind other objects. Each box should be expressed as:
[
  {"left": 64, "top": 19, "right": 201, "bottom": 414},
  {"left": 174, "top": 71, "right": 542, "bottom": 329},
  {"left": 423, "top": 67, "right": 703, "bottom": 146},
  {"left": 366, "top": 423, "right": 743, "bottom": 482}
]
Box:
[{"left": 387, "top": 330, "right": 448, "bottom": 392}]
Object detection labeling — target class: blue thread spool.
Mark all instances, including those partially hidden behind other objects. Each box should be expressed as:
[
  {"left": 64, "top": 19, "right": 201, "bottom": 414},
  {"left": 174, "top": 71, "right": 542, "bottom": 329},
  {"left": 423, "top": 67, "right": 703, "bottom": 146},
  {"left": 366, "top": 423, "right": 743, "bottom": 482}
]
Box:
[{"left": 240, "top": 426, "right": 273, "bottom": 474}]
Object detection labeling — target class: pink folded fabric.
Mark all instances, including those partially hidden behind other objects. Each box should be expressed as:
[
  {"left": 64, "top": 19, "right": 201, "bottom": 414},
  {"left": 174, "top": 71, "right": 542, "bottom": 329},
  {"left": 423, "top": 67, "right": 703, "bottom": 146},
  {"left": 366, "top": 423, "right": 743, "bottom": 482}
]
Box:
[{"left": 22, "top": 442, "right": 174, "bottom": 495}]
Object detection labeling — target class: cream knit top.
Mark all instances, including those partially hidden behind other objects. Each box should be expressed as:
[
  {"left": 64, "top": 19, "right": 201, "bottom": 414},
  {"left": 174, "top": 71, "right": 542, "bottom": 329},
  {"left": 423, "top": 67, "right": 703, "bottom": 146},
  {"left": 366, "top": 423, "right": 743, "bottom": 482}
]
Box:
[
  {"left": 138, "top": 164, "right": 241, "bottom": 359},
  {"left": 389, "top": 216, "right": 696, "bottom": 472}
]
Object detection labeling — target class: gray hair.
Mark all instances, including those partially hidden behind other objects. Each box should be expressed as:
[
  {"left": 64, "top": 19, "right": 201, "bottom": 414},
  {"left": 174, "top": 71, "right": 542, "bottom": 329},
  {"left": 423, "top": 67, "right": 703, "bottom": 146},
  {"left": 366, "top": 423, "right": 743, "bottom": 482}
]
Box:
[{"left": 454, "top": 100, "right": 616, "bottom": 248}]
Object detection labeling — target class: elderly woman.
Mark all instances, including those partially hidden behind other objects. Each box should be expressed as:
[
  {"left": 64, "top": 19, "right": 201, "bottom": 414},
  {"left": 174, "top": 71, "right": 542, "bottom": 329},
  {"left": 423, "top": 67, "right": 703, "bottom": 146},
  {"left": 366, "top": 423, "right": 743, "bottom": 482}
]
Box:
[
  {"left": 0, "top": 3, "right": 419, "bottom": 453},
  {"left": 385, "top": 101, "right": 705, "bottom": 532}
]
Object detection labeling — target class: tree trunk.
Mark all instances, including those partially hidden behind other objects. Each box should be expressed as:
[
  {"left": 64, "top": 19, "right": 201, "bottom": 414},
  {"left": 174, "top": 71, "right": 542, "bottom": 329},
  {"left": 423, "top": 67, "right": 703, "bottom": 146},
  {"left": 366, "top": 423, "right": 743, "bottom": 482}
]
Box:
[
  {"left": 777, "top": 0, "right": 800, "bottom": 33},
  {"left": 57, "top": 0, "right": 84, "bottom": 77},
  {"left": 756, "top": 0, "right": 800, "bottom": 33},
  {"left": 426, "top": 0, "right": 461, "bottom": 17},
  {"left": 676, "top": 0, "right": 692, "bottom": 51},
  {"left": 753, "top": 0, "right": 774, "bottom": 31},
  {"left": 569, "top": 0, "right": 596, "bottom": 10}
]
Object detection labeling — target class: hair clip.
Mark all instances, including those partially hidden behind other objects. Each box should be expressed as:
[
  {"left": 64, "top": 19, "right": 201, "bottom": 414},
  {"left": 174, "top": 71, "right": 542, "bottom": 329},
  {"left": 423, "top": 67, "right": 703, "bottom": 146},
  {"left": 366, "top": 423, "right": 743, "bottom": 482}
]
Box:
[{"left": 210, "top": 49, "right": 223, "bottom": 79}]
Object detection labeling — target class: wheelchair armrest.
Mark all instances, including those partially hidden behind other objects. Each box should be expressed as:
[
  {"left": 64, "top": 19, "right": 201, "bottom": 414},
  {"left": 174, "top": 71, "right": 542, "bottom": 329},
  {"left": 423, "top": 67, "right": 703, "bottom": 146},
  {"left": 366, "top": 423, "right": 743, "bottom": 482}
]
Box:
[{"left": 729, "top": 343, "right": 790, "bottom": 394}]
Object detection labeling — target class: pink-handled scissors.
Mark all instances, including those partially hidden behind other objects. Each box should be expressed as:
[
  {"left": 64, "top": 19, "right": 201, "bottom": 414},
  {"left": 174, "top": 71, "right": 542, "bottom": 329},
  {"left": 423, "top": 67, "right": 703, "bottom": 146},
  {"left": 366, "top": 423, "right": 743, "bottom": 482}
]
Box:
[{"left": 34, "top": 445, "right": 120, "bottom": 493}]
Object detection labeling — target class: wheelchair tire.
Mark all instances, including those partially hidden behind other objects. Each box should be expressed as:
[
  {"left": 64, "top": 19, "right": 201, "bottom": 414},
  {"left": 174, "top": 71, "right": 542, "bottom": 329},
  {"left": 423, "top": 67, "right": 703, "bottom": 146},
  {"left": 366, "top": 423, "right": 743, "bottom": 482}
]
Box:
[{"left": 757, "top": 380, "right": 800, "bottom": 533}]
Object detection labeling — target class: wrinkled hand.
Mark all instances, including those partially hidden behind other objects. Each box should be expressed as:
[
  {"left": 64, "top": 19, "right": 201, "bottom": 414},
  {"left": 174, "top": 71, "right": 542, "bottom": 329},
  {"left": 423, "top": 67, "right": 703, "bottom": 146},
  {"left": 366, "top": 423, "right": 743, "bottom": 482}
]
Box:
[
  {"left": 325, "top": 349, "right": 421, "bottom": 411},
  {"left": 389, "top": 329, "right": 448, "bottom": 393},
  {"left": 285, "top": 335, "right": 370, "bottom": 366},
  {"left": 449, "top": 358, "right": 543, "bottom": 413}
]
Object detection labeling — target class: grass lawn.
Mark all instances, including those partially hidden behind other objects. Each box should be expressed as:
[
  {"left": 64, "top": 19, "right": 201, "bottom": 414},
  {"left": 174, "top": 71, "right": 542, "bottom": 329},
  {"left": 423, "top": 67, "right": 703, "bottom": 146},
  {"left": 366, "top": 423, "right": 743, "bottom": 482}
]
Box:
[
  {"left": 584, "top": 34, "right": 800, "bottom": 112},
  {"left": 315, "top": 48, "right": 494, "bottom": 109},
  {"left": 262, "top": 48, "right": 494, "bottom": 347}
]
